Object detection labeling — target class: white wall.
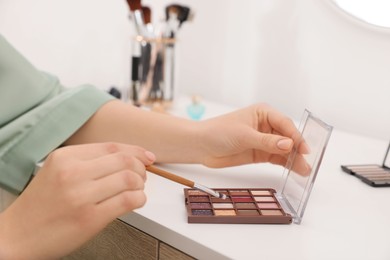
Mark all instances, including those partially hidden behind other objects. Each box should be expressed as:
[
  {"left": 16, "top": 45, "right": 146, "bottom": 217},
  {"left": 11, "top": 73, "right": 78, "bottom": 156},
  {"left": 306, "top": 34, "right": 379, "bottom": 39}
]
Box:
[{"left": 0, "top": 0, "right": 389, "bottom": 140}]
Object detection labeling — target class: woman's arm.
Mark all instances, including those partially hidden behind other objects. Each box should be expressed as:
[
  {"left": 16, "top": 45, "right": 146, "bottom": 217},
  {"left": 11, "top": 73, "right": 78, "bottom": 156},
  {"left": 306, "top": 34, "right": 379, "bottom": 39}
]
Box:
[{"left": 64, "top": 100, "right": 309, "bottom": 173}]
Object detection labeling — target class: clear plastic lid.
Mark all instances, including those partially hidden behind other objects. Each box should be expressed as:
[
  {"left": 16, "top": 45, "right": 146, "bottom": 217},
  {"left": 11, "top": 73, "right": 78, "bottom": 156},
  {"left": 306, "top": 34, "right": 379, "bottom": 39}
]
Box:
[{"left": 276, "top": 110, "right": 333, "bottom": 224}]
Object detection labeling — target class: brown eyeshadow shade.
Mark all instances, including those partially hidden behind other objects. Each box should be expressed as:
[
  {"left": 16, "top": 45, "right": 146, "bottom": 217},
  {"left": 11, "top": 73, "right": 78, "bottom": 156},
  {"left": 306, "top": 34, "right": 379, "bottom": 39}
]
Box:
[
  {"left": 237, "top": 210, "right": 259, "bottom": 216},
  {"left": 231, "top": 196, "right": 252, "bottom": 202},
  {"left": 211, "top": 196, "right": 231, "bottom": 202},
  {"left": 235, "top": 203, "right": 256, "bottom": 209},
  {"left": 185, "top": 188, "right": 292, "bottom": 224}
]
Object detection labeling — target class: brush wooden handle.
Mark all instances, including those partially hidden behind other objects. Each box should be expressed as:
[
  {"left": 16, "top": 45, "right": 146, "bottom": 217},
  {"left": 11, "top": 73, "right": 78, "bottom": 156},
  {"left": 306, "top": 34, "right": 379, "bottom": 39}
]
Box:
[{"left": 146, "top": 165, "right": 194, "bottom": 187}]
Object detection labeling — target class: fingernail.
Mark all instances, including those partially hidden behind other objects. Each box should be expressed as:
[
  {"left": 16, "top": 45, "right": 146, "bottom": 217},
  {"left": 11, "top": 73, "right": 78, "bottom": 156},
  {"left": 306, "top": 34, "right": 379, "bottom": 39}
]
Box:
[
  {"left": 277, "top": 139, "right": 293, "bottom": 150},
  {"left": 145, "top": 151, "right": 156, "bottom": 162}
]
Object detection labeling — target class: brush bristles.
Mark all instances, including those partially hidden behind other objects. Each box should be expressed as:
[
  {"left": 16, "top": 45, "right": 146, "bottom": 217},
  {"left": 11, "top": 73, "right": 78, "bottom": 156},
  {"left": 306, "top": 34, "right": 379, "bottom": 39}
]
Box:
[
  {"left": 142, "top": 6, "right": 151, "bottom": 24},
  {"left": 126, "top": 0, "right": 141, "bottom": 11}
]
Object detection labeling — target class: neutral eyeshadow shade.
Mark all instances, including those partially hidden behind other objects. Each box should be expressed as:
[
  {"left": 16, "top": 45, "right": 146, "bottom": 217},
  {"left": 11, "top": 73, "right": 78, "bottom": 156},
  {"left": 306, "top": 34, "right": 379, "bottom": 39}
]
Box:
[
  {"left": 188, "top": 190, "right": 208, "bottom": 196},
  {"left": 214, "top": 210, "right": 236, "bottom": 216},
  {"left": 190, "top": 203, "right": 212, "bottom": 209},
  {"left": 229, "top": 190, "right": 250, "bottom": 196},
  {"left": 257, "top": 203, "right": 279, "bottom": 209},
  {"left": 235, "top": 203, "right": 257, "bottom": 209},
  {"left": 213, "top": 203, "right": 234, "bottom": 209},
  {"left": 254, "top": 196, "right": 274, "bottom": 202},
  {"left": 189, "top": 196, "right": 210, "bottom": 202},
  {"left": 260, "top": 210, "right": 283, "bottom": 216},
  {"left": 231, "top": 196, "right": 253, "bottom": 202},
  {"left": 192, "top": 209, "right": 213, "bottom": 216},
  {"left": 251, "top": 190, "right": 272, "bottom": 196},
  {"left": 237, "top": 210, "right": 259, "bottom": 216}
]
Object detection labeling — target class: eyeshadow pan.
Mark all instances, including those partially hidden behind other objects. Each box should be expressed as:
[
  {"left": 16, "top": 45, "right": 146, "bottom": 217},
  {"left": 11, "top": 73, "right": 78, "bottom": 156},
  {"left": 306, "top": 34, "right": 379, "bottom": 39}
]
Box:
[
  {"left": 237, "top": 210, "right": 259, "bottom": 216},
  {"left": 189, "top": 196, "right": 210, "bottom": 202},
  {"left": 192, "top": 209, "right": 213, "bottom": 216},
  {"left": 215, "top": 210, "right": 236, "bottom": 216},
  {"left": 190, "top": 203, "right": 211, "bottom": 209},
  {"left": 261, "top": 210, "right": 283, "bottom": 216},
  {"left": 187, "top": 190, "right": 208, "bottom": 196},
  {"left": 254, "top": 196, "right": 275, "bottom": 202},
  {"left": 257, "top": 203, "right": 279, "bottom": 209},
  {"left": 185, "top": 188, "right": 292, "bottom": 224},
  {"left": 211, "top": 196, "right": 231, "bottom": 202},
  {"left": 231, "top": 196, "right": 252, "bottom": 202},
  {"left": 213, "top": 203, "right": 234, "bottom": 209},
  {"left": 229, "top": 190, "right": 250, "bottom": 196},
  {"left": 235, "top": 203, "right": 256, "bottom": 209},
  {"left": 251, "top": 190, "right": 272, "bottom": 196}
]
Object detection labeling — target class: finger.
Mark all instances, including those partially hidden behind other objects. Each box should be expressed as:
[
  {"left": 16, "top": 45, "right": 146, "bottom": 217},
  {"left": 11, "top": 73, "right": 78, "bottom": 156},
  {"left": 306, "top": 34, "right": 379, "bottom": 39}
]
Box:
[
  {"left": 87, "top": 170, "right": 145, "bottom": 204},
  {"left": 81, "top": 151, "right": 148, "bottom": 180},
  {"left": 95, "top": 190, "right": 147, "bottom": 221},
  {"left": 243, "top": 129, "right": 294, "bottom": 154},
  {"left": 265, "top": 111, "right": 310, "bottom": 154}
]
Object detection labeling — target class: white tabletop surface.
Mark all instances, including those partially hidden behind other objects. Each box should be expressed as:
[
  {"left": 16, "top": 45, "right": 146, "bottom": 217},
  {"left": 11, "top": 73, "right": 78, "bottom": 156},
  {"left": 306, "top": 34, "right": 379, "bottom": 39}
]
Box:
[{"left": 120, "top": 98, "right": 390, "bottom": 260}]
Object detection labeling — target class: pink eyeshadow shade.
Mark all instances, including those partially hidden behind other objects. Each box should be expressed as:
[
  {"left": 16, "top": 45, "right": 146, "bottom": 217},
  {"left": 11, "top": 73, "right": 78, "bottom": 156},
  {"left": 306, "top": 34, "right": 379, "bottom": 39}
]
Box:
[
  {"left": 257, "top": 203, "right": 279, "bottom": 209},
  {"left": 254, "top": 197, "right": 275, "bottom": 202}
]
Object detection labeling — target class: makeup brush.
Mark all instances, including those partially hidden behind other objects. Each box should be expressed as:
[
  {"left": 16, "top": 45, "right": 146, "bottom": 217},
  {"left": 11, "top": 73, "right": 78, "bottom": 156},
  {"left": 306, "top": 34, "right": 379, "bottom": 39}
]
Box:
[
  {"left": 126, "top": 0, "right": 146, "bottom": 36},
  {"left": 141, "top": 6, "right": 154, "bottom": 38},
  {"left": 146, "top": 165, "right": 227, "bottom": 199}
]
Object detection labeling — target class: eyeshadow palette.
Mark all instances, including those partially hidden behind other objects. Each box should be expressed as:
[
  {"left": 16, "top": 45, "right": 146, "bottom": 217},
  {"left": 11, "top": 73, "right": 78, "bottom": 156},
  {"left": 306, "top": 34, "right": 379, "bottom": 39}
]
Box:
[
  {"left": 341, "top": 165, "right": 390, "bottom": 187},
  {"left": 185, "top": 188, "right": 292, "bottom": 224},
  {"left": 183, "top": 110, "right": 333, "bottom": 225},
  {"left": 341, "top": 142, "right": 390, "bottom": 187}
]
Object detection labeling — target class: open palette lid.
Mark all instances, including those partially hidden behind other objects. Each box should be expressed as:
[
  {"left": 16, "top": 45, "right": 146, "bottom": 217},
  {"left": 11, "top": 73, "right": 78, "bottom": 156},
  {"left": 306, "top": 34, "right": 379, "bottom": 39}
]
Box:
[
  {"left": 382, "top": 142, "right": 390, "bottom": 169},
  {"left": 276, "top": 110, "right": 333, "bottom": 224}
]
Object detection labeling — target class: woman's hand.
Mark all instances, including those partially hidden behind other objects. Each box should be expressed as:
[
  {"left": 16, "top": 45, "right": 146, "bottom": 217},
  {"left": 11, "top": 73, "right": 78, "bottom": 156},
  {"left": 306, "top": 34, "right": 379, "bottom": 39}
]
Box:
[
  {"left": 0, "top": 142, "right": 155, "bottom": 260},
  {"left": 197, "top": 103, "right": 309, "bottom": 174}
]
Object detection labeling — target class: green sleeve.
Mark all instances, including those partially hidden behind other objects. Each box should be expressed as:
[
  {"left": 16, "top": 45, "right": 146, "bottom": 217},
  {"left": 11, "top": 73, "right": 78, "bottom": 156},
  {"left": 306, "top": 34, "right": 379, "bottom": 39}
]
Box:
[{"left": 0, "top": 35, "right": 114, "bottom": 194}]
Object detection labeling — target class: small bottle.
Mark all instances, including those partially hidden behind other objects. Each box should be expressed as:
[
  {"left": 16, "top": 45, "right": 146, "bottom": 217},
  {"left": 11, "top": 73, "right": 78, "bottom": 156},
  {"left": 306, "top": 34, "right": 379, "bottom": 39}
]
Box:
[{"left": 187, "top": 95, "right": 205, "bottom": 120}]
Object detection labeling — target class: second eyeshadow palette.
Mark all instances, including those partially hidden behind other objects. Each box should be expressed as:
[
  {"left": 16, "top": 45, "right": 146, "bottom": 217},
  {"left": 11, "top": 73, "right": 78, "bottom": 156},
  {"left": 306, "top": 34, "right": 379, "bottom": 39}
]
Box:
[{"left": 184, "top": 188, "right": 292, "bottom": 224}]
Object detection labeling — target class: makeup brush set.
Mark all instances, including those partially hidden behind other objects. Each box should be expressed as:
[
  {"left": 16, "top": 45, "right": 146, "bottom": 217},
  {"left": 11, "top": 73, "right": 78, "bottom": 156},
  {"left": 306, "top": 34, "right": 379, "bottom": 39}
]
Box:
[{"left": 124, "top": 0, "right": 193, "bottom": 106}]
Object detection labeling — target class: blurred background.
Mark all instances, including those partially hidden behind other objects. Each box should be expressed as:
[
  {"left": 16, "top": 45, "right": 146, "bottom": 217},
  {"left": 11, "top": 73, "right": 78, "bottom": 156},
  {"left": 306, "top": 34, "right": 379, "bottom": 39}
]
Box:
[{"left": 0, "top": 0, "right": 389, "bottom": 140}]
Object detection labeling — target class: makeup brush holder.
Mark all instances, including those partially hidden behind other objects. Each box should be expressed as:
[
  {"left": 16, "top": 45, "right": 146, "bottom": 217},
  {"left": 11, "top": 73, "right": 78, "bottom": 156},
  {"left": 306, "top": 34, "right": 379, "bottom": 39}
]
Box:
[{"left": 129, "top": 36, "right": 176, "bottom": 107}]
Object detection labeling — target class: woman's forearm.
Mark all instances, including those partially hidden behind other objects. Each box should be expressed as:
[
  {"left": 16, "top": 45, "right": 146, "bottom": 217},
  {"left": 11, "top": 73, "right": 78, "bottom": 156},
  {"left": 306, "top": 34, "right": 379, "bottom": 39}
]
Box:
[{"left": 64, "top": 100, "right": 205, "bottom": 164}]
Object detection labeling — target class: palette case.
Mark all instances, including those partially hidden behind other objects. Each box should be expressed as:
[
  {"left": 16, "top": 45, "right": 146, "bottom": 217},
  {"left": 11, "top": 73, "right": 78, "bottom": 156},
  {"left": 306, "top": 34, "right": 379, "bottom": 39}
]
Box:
[
  {"left": 341, "top": 142, "right": 390, "bottom": 187},
  {"left": 184, "top": 110, "right": 333, "bottom": 224}
]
